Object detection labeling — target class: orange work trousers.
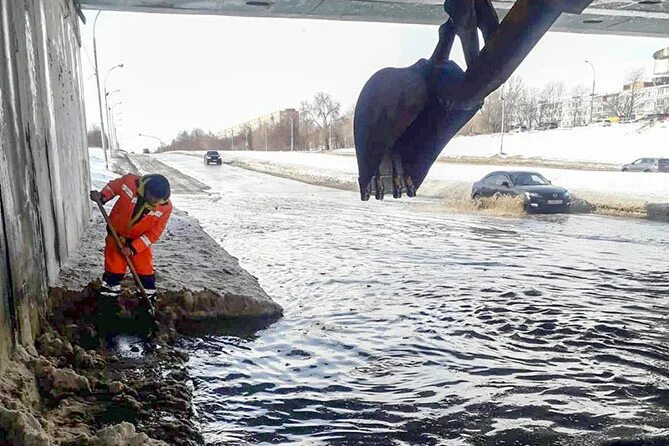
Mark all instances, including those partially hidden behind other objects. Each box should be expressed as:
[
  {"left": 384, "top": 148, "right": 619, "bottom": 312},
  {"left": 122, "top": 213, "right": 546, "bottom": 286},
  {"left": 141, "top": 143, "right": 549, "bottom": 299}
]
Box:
[{"left": 104, "top": 235, "right": 153, "bottom": 276}]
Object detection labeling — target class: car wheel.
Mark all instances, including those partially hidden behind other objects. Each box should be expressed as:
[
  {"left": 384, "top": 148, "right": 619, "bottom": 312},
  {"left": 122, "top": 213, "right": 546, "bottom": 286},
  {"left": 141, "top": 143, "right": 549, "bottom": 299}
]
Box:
[
  {"left": 622, "top": 168, "right": 628, "bottom": 172},
  {"left": 472, "top": 193, "right": 480, "bottom": 200},
  {"left": 644, "top": 169, "right": 651, "bottom": 173}
]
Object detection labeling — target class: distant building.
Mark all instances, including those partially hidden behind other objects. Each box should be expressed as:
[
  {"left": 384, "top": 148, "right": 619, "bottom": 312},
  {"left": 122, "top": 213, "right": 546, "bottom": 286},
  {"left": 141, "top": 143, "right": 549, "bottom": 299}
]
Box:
[
  {"left": 217, "top": 108, "right": 300, "bottom": 150},
  {"left": 653, "top": 47, "right": 669, "bottom": 86},
  {"left": 556, "top": 46, "right": 669, "bottom": 126},
  {"left": 218, "top": 109, "right": 299, "bottom": 138}
]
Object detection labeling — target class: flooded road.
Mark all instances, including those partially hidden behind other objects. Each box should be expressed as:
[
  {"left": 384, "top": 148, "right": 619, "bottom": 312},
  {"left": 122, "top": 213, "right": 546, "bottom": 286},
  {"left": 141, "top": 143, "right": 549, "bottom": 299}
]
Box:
[{"left": 157, "top": 153, "right": 669, "bottom": 445}]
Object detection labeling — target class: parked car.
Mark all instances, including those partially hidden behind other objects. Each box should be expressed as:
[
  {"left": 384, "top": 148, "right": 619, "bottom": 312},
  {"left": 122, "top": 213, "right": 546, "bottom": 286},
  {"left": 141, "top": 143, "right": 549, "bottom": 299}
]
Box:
[
  {"left": 142, "top": 148, "right": 150, "bottom": 154},
  {"left": 642, "top": 113, "right": 667, "bottom": 122},
  {"left": 472, "top": 171, "right": 570, "bottom": 213},
  {"left": 622, "top": 158, "right": 658, "bottom": 172},
  {"left": 536, "top": 122, "right": 558, "bottom": 131},
  {"left": 204, "top": 150, "right": 222, "bottom": 165},
  {"left": 657, "top": 158, "right": 669, "bottom": 173}
]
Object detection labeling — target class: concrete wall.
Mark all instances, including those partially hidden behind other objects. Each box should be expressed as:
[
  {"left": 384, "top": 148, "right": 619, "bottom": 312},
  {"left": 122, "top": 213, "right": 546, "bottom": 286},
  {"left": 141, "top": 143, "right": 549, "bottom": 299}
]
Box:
[{"left": 0, "top": 0, "right": 89, "bottom": 374}]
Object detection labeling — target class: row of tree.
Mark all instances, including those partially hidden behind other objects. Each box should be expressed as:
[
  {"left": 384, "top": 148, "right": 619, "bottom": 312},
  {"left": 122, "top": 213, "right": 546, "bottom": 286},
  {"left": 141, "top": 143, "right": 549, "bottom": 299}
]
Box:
[
  {"left": 469, "top": 67, "right": 651, "bottom": 135},
  {"left": 157, "top": 92, "right": 354, "bottom": 152},
  {"left": 92, "top": 68, "right": 656, "bottom": 152}
]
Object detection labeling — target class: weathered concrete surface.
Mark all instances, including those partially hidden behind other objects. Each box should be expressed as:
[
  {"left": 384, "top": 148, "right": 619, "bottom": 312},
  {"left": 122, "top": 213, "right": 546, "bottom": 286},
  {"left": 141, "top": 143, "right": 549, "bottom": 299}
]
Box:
[
  {"left": 0, "top": 0, "right": 89, "bottom": 375},
  {"left": 55, "top": 205, "right": 283, "bottom": 319},
  {"left": 78, "top": 0, "right": 669, "bottom": 38}
]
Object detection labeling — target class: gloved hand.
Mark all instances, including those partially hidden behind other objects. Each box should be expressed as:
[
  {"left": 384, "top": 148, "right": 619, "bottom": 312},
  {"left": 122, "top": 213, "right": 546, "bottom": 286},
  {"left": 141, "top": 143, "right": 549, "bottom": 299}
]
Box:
[
  {"left": 89, "top": 190, "right": 102, "bottom": 203},
  {"left": 120, "top": 246, "right": 134, "bottom": 257}
]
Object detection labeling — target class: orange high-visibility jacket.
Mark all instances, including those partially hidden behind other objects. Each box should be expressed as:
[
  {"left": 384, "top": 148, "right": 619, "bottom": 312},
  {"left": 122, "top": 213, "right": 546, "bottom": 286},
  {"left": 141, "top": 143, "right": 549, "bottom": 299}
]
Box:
[{"left": 100, "top": 174, "right": 173, "bottom": 255}]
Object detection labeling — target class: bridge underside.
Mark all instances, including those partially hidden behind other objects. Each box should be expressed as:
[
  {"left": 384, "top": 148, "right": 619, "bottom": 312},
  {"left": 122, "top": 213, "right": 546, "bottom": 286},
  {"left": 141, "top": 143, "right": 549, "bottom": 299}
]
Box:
[{"left": 78, "top": 0, "right": 669, "bottom": 37}]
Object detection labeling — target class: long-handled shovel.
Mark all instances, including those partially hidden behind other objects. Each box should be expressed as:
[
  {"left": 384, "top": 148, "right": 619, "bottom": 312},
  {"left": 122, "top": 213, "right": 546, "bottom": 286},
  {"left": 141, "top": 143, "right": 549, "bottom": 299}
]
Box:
[{"left": 94, "top": 197, "right": 155, "bottom": 317}]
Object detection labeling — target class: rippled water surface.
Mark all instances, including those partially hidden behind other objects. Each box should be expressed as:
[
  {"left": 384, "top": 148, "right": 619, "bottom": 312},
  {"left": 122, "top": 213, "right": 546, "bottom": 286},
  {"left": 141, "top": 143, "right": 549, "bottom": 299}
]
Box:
[{"left": 160, "top": 154, "right": 669, "bottom": 445}]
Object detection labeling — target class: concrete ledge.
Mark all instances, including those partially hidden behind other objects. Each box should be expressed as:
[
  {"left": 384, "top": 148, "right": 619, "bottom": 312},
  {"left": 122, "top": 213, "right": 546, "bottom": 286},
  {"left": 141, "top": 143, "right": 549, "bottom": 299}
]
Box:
[{"left": 54, "top": 205, "right": 283, "bottom": 319}]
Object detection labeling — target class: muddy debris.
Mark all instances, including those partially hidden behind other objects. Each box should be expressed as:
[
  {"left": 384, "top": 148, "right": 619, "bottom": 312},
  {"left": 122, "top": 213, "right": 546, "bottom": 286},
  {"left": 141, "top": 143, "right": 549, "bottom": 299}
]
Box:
[{"left": 1, "top": 281, "right": 206, "bottom": 446}]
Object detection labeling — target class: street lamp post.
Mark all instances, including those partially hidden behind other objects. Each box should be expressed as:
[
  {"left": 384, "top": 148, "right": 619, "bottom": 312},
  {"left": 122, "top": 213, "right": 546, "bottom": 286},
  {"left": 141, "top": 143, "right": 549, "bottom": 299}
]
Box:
[
  {"left": 105, "top": 89, "right": 121, "bottom": 151},
  {"left": 585, "top": 60, "right": 596, "bottom": 124},
  {"left": 103, "top": 64, "right": 124, "bottom": 152},
  {"left": 93, "top": 11, "right": 109, "bottom": 168},
  {"left": 109, "top": 101, "right": 122, "bottom": 151},
  {"left": 138, "top": 133, "right": 165, "bottom": 152},
  {"left": 290, "top": 116, "right": 294, "bottom": 151},
  {"left": 500, "top": 83, "right": 506, "bottom": 155},
  {"left": 112, "top": 111, "right": 123, "bottom": 151}
]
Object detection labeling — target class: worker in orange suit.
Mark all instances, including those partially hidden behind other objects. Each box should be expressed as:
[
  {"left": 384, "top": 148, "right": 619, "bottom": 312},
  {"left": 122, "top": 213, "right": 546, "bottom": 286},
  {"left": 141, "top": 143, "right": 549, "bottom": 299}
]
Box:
[{"left": 89, "top": 173, "right": 172, "bottom": 303}]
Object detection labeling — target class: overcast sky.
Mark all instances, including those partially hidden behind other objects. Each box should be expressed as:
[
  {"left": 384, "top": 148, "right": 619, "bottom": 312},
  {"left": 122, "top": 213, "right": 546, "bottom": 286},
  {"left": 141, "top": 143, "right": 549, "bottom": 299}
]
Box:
[{"left": 80, "top": 10, "right": 668, "bottom": 151}]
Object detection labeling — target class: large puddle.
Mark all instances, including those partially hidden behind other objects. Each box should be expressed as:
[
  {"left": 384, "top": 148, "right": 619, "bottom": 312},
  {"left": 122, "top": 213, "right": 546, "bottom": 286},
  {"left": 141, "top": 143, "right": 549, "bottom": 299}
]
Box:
[{"left": 159, "top": 153, "right": 669, "bottom": 445}]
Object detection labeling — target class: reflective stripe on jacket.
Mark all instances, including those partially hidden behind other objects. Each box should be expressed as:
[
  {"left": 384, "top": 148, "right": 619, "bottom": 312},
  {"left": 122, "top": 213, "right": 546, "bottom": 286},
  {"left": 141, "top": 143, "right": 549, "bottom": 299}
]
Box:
[{"left": 100, "top": 174, "right": 173, "bottom": 254}]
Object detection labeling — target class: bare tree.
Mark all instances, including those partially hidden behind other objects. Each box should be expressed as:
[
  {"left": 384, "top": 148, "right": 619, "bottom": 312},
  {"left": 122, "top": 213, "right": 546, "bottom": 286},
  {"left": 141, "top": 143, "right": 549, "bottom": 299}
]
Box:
[
  {"left": 516, "top": 86, "right": 540, "bottom": 129},
  {"left": 331, "top": 106, "right": 354, "bottom": 149},
  {"left": 458, "top": 112, "right": 492, "bottom": 135},
  {"left": 540, "top": 81, "right": 565, "bottom": 105},
  {"left": 87, "top": 124, "right": 109, "bottom": 148},
  {"left": 481, "top": 89, "right": 503, "bottom": 132},
  {"left": 300, "top": 92, "right": 341, "bottom": 150},
  {"left": 568, "top": 85, "right": 589, "bottom": 127},
  {"left": 622, "top": 67, "right": 646, "bottom": 120},
  {"left": 162, "top": 128, "right": 225, "bottom": 152},
  {"left": 603, "top": 94, "right": 625, "bottom": 119},
  {"left": 537, "top": 81, "right": 565, "bottom": 125},
  {"left": 481, "top": 76, "right": 525, "bottom": 132}
]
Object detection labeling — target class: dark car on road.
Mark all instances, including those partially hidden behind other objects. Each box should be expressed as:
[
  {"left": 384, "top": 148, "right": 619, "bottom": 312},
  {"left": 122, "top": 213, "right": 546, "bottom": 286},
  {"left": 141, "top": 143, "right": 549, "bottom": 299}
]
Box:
[
  {"left": 472, "top": 171, "right": 570, "bottom": 213},
  {"left": 204, "top": 150, "right": 222, "bottom": 165}
]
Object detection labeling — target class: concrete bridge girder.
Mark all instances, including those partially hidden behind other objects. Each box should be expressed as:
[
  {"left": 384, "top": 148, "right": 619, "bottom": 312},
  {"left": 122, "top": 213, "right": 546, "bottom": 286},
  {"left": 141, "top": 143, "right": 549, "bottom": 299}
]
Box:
[{"left": 77, "top": 0, "right": 669, "bottom": 37}]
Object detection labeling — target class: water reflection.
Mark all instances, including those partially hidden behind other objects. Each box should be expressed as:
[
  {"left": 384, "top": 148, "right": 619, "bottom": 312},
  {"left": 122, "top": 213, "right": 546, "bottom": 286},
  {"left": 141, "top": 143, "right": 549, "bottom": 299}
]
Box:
[{"left": 162, "top": 156, "right": 669, "bottom": 445}]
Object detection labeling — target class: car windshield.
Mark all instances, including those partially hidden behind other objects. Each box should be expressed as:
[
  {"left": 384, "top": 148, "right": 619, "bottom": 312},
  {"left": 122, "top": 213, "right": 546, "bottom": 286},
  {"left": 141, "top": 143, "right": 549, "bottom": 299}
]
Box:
[
  {"left": 510, "top": 173, "right": 550, "bottom": 186},
  {"left": 207, "top": 151, "right": 219, "bottom": 155}
]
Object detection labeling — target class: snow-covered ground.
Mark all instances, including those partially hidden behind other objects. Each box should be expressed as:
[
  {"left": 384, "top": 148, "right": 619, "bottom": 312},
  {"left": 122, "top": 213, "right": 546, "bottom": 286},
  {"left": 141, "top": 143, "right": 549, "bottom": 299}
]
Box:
[
  {"left": 88, "top": 147, "right": 117, "bottom": 187},
  {"left": 153, "top": 122, "right": 669, "bottom": 210},
  {"left": 441, "top": 121, "right": 669, "bottom": 164},
  {"left": 162, "top": 149, "right": 669, "bottom": 210},
  {"left": 333, "top": 121, "right": 669, "bottom": 166}
]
